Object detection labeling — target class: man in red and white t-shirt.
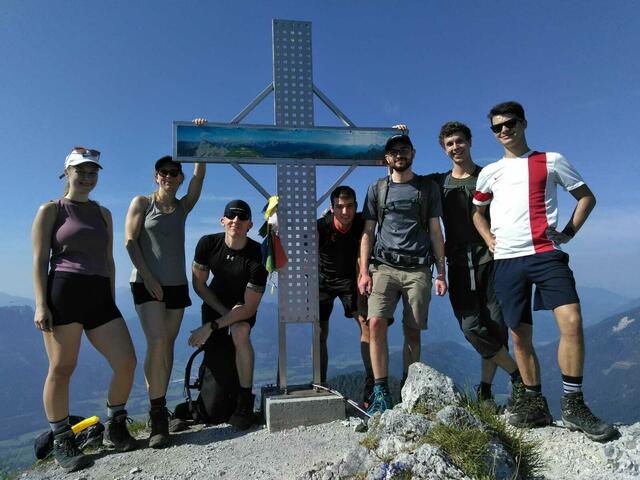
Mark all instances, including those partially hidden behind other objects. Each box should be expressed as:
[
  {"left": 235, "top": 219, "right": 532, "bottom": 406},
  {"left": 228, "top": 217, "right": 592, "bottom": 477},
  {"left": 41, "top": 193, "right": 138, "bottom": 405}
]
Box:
[{"left": 472, "top": 101, "right": 616, "bottom": 442}]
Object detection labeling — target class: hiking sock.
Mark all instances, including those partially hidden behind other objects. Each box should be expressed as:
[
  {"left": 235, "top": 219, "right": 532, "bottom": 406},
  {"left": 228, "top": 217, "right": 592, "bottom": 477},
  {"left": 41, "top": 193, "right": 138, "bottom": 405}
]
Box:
[
  {"left": 149, "top": 396, "right": 167, "bottom": 411},
  {"left": 107, "top": 403, "right": 126, "bottom": 419},
  {"left": 510, "top": 369, "right": 522, "bottom": 383},
  {"left": 239, "top": 386, "right": 253, "bottom": 396},
  {"left": 562, "top": 375, "right": 583, "bottom": 395},
  {"left": 374, "top": 377, "right": 388, "bottom": 386},
  {"left": 479, "top": 382, "right": 493, "bottom": 399},
  {"left": 524, "top": 384, "right": 542, "bottom": 394},
  {"left": 49, "top": 416, "right": 70, "bottom": 433}
]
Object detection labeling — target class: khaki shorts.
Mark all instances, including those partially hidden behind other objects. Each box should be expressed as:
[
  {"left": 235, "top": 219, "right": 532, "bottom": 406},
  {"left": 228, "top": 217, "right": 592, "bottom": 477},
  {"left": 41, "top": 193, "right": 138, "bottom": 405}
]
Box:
[{"left": 367, "top": 263, "right": 432, "bottom": 330}]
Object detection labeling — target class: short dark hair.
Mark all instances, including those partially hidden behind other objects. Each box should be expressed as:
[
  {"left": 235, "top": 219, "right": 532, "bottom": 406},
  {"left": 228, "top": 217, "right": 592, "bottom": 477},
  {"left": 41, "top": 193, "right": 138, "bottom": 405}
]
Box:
[
  {"left": 330, "top": 185, "right": 356, "bottom": 206},
  {"left": 488, "top": 101, "right": 526, "bottom": 122},
  {"left": 438, "top": 121, "right": 472, "bottom": 147}
]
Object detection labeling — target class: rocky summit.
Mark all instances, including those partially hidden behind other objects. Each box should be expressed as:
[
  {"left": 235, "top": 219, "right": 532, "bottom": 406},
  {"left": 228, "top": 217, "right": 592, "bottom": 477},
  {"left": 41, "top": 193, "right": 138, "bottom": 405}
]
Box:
[{"left": 22, "top": 363, "right": 640, "bottom": 479}]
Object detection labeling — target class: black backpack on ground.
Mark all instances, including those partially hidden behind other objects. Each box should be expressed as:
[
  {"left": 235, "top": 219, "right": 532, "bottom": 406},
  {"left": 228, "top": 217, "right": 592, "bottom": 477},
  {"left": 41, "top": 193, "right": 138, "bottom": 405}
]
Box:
[{"left": 174, "top": 330, "right": 240, "bottom": 424}]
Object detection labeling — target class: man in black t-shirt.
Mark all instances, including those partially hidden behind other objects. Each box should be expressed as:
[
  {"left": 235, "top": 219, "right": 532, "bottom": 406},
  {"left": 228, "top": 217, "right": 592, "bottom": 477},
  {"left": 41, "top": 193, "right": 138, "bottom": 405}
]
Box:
[
  {"left": 189, "top": 199, "right": 267, "bottom": 430},
  {"left": 317, "top": 186, "right": 372, "bottom": 404},
  {"left": 430, "top": 121, "right": 521, "bottom": 406}
]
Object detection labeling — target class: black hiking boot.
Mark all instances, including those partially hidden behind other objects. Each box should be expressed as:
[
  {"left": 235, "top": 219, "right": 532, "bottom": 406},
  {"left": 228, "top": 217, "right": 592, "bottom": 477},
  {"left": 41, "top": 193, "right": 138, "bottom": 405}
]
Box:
[
  {"left": 508, "top": 391, "right": 553, "bottom": 428},
  {"left": 52, "top": 427, "right": 93, "bottom": 473},
  {"left": 561, "top": 392, "right": 618, "bottom": 442},
  {"left": 103, "top": 411, "right": 139, "bottom": 452},
  {"left": 362, "top": 376, "right": 374, "bottom": 410},
  {"left": 148, "top": 407, "right": 170, "bottom": 449},
  {"left": 229, "top": 390, "right": 255, "bottom": 430}
]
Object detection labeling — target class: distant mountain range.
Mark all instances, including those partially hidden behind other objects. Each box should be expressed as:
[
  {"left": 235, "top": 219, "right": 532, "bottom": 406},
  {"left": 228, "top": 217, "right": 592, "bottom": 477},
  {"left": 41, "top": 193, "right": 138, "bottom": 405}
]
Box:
[{"left": 1, "top": 287, "right": 638, "bottom": 471}]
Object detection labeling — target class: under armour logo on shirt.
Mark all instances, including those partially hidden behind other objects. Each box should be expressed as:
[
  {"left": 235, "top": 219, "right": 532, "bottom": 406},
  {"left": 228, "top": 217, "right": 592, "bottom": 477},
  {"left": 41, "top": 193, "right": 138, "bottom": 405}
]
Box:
[{"left": 226, "top": 254, "right": 235, "bottom": 261}]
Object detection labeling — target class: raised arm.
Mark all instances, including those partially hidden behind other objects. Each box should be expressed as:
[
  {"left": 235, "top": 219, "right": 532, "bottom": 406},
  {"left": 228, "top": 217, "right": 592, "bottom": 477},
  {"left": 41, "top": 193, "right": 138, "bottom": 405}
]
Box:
[
  {"left": 428, "top": 217, "right": 448, "bottom": 296},
  {"left": 31, "top": 202, "right": 57, "bottom": 331},
  {"left": 124, "top": 195, "right": 163, "bottom": 300},
  {"left": 180, "top": 162, "right": 206, "bottom": 214},
  {"left": 358, "top": 219, "right": 376, "bottom": 295},
  {"left": 472, "top": 205, "right": 496, "bottom": 253}
]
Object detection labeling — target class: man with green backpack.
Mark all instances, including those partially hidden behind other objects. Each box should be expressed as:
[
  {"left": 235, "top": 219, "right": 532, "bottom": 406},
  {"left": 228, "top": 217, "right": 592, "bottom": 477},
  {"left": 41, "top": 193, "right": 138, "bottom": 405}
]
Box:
[{"left": 429, "top": 121, "right": 523, "bottom": 407}]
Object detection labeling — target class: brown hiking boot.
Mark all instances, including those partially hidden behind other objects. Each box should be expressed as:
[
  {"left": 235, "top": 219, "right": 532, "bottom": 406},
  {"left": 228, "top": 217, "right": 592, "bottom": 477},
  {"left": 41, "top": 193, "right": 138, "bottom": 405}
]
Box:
[
  {"left": 148, "top": 407, "right": 170, "bottom": 449},
  {"left": 103, "top": 411, "right": 139, "bottom": 452},
  {"left": 508, "top": 391, "right": 553, "bottom": 428}
]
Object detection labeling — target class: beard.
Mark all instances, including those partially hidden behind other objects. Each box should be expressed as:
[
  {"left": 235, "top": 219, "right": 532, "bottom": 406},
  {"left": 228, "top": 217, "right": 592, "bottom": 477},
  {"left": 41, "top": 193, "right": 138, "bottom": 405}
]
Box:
[{"left": 390, "top": 157, "right": 413, "bottom": 173}]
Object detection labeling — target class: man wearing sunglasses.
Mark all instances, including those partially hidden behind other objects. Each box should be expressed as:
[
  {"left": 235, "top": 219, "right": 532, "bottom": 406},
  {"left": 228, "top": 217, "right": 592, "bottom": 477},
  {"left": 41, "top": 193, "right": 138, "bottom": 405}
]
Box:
[
  {"left": 472, "top": 101, "right": 617, "bottom": 442},
  {"left": 188, "top": 200, "right": 267, "bottom": 430},
  {"left": 358, "top": 133, "right": 447, "bottom": 415}
]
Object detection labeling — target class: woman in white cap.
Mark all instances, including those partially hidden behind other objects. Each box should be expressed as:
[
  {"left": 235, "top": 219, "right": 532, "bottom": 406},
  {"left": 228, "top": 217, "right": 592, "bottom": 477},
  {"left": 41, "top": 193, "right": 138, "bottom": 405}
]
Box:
[
  {"left": 124, "top": 122, "right": 206, "bottom": 448},
  {"left": 32, "top": 147, "right": 138, "bottom": 473}
]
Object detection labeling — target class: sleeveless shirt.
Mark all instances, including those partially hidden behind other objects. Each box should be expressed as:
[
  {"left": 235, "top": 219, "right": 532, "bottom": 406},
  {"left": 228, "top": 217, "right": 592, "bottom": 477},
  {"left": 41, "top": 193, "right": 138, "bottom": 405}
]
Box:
[
  {"left": 130, "top": 195, "right": 188, "bottom": 285},
  {"left": 50, "top": 198, "right": 109, "bottom": 277}
]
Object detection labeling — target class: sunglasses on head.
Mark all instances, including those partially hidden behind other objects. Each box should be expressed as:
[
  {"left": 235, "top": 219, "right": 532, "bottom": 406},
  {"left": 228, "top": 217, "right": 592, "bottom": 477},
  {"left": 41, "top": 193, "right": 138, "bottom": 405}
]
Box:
[
  {"left": 225, "top": 212, "right": 250, "bottom": 221},
  {"left": 71, "top": 146, "right": 100, "bottom": 158},
  {"left": 157, "top": 168, "right": 182, "bottom": 178},
  {"left": 490, "top": 118, "right": 520, "bottom": 133}
]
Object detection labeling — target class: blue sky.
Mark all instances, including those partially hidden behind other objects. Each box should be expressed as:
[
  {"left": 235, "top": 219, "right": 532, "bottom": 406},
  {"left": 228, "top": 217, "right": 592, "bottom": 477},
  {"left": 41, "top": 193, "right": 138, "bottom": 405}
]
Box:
[{"left": 1, "top": 0, "right": 639, "bottom": 300}]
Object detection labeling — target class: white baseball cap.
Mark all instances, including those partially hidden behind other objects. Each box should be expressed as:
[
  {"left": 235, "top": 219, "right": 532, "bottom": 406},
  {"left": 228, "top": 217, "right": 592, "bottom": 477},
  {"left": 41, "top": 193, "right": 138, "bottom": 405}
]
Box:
[{"left": 59, "top": 147, "right": 102, "bottom": 178}]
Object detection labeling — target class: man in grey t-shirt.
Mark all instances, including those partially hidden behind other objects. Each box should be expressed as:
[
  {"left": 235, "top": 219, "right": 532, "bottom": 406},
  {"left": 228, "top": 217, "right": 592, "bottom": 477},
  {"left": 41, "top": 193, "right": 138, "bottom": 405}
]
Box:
[{"left": 358, "top": 133, "right": 447, "bottom": 415}]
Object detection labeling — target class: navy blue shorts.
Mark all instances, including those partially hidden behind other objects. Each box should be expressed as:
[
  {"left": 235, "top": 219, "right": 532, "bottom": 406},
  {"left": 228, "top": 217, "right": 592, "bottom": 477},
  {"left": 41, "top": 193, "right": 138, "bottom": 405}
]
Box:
[{"left": 493, "top": 250, "right": 580, "bottom": 329}]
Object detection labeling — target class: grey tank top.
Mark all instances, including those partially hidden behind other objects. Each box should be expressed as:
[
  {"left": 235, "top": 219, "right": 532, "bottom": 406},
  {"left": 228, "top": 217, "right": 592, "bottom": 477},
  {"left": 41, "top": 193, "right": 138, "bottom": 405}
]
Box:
[{"left": 130, "top": 195, "right": 188, "bottom": 285}]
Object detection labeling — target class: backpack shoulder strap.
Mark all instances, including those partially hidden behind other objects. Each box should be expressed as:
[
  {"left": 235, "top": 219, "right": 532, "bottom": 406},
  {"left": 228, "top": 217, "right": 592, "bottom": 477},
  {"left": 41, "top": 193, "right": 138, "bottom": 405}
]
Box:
[
  {"left": 376, "top": 176, "right": 390, "bottom": 229},
  {"left": 415, "top": 174, "right": 433, "bottom": 231}
]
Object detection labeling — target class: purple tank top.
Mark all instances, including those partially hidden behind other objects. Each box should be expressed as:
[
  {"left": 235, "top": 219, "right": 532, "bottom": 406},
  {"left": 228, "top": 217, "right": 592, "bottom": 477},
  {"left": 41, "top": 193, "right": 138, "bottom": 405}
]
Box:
[{"left": 50, "top": 198, "right": 110, "bottom": 277}]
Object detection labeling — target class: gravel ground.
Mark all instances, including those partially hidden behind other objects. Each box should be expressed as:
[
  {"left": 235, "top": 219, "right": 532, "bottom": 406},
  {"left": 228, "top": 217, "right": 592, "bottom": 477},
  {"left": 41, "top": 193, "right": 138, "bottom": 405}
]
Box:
[
  {"left": 22, "top": 419, "right": 365, "bottom": 480},
  {"left": 21, "top": 419, "right": 640, "bottom": 479},
  {"left": 523, "top": 421, "right": 640, "bottom": 480}
]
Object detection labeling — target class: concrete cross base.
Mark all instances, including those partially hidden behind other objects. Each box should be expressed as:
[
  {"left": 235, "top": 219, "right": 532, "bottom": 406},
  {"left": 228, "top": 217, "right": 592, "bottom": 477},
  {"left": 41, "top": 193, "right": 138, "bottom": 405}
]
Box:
[{"left": 261, "top": 384, "right": 346, "bottom": 433}]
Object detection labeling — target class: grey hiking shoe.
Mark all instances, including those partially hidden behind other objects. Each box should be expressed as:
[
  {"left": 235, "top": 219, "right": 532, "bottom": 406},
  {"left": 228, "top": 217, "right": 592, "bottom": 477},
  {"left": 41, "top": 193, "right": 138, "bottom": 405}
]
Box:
[
  {"left": 229, "top": 391, "right": 255, "bottom": 430},
  {"left": 508, "top": 391, "right": 553, "bottom": 428},
  {"left": 52, "top": 428, "right": 93, "bottom": 473},
  {"left": 475, "top": 385, "right": 499, "bottom": 412},
  {"left": 103, "top": 411, "right": 139, "bottom": 452},
  {"left": 561, "top": 392, "right": 618, "bottom": 442},
  {"left": 366, "top": 384, "right": 393, "bottom": 416},
  {"left": 148, "top": 407, "right": 170, "bottom": 449}
]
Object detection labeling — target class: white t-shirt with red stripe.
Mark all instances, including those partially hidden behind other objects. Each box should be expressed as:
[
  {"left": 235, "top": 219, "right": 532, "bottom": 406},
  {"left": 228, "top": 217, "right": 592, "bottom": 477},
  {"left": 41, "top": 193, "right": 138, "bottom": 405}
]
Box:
[{"left": 472, "top": 151, "right": 585, "bottom": 260}]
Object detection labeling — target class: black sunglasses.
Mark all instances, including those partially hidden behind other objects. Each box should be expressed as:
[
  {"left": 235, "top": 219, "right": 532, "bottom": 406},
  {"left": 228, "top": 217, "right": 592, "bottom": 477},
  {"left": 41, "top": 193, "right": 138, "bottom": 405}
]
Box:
[
  {"left": 225, "top": 212, "right": 250, "bottom": 221},
  {"left": 490, "top": 118, "right": 520, "bottom": 133},
  {"left": 157, "top": 168, "right": 182, "bottom": 178},
  {"left": 71, "top": 146, "right": 100, "bottom": 158}
]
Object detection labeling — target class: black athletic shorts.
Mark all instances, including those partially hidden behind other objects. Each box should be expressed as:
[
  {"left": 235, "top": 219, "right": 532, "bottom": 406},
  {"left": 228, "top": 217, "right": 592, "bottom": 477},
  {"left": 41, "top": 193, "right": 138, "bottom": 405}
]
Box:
[
  {"left": 319, "top": 276, "right": 365, "bottom": 323},
  {"left": 47, "top": 271, "right": 122, "bottom": 330},
  {"left": 130, "top": 282, "right": 192, "bottom": 309},
  {"left": 202, "top": 304, "right": 256, "bottom": 329}
]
